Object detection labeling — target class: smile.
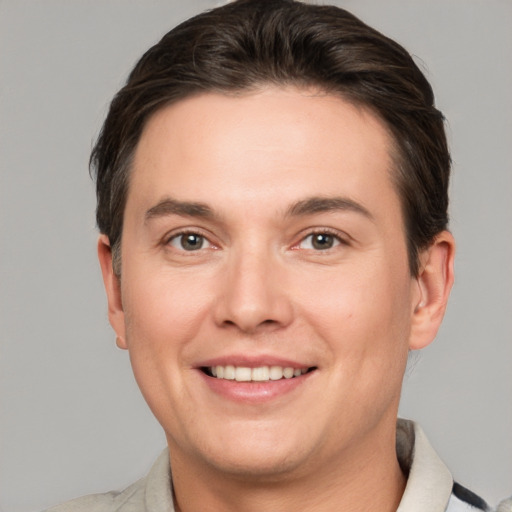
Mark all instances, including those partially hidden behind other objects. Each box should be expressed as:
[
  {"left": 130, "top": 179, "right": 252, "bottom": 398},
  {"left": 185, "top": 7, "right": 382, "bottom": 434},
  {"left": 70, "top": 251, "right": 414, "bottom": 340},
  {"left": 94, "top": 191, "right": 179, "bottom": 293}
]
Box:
[{"left": 204, "top": 365, "right": 312, "bottom": 382}]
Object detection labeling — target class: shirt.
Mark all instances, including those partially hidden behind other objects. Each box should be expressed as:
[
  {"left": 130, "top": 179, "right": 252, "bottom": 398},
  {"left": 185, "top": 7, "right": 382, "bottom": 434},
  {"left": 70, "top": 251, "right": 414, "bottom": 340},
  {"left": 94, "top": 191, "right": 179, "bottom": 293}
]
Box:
[{"left": 45, "top": 419, "right": 490, "bottom": 512}]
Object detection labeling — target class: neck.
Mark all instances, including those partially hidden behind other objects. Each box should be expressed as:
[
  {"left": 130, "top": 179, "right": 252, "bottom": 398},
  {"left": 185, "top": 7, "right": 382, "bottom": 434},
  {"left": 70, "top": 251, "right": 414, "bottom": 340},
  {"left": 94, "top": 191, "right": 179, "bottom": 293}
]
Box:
[{"left": 169, "top": 423, "right": 406, "bottom": 512}]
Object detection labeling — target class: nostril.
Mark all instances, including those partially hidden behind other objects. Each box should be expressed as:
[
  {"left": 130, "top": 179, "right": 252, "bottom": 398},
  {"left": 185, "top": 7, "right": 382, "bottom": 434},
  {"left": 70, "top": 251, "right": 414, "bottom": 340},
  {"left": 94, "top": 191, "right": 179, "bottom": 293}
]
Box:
[{"left": 221, "top": 318, "right": 278, "bottom": 332}]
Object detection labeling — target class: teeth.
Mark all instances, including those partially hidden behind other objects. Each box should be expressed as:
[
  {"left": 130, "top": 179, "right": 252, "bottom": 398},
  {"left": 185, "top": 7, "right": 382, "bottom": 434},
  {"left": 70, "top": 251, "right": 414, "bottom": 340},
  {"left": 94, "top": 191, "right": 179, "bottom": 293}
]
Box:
[
  {"left": 251, "top": 366, "right": 269, "bottom": 381},
  {"left": 269, "top": 366, "right": 284, "bottom": 380},
  {"left": 283, "top": 367, "right": 295, "bottom": 379},
  {"left": 210, "top": 365, "right": 309, "bottom": 382},
  {"left": 224, "top": 365, "right": 235, "bottom": 380},
  {"left": 235, "top": 367, "right": 252, "bottom": 382}
]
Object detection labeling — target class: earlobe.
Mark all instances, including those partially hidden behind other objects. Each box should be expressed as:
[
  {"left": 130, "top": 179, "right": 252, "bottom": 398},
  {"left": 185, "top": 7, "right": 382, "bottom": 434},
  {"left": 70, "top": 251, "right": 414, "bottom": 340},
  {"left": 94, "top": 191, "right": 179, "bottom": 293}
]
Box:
[
  {"left": 409, "top": 231, "right": 455, "bottom": 350},
  {"left": 97, "top": 235, "right": 127, "bottom": 349}
]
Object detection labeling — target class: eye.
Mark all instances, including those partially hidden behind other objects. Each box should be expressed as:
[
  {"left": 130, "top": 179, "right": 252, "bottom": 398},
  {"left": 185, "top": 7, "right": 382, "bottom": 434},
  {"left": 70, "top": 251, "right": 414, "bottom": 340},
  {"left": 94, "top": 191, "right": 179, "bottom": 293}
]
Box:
[
  {"left": 299, "top": 232, "right": 342, "bottom": 250},
  {"left": 168, "top": 232, "right": 211, "bottom": 251}
]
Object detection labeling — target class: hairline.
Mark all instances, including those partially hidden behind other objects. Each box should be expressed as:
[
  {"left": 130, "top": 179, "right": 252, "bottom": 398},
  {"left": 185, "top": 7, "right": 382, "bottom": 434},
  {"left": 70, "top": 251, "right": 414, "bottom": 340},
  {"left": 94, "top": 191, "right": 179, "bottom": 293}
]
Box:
[{"left": 109, "top": 83, "right": 419, "bottom": 277}]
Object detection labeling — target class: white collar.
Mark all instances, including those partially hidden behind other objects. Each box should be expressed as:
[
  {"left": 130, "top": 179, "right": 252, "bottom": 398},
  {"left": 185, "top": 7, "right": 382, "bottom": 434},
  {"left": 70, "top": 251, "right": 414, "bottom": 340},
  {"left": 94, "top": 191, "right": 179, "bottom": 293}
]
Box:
[
  {"left": 149, "top": 419, "right": 454, "bottom": 512},
  {"left": 396, "top": 418, "right": 453, "bottom": 512}
]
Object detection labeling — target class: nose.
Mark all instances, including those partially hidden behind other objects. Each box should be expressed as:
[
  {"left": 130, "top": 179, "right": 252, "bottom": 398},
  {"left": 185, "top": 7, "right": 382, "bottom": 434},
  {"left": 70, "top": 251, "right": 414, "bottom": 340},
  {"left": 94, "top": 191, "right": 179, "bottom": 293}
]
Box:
[{"left": 213, "top": 249, "right": 294, "bottom": 334}]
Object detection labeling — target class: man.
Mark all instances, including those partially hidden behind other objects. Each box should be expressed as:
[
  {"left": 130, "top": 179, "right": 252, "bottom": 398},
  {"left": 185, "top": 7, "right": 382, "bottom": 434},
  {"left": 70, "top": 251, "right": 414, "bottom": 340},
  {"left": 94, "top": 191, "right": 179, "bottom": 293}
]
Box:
[{"left": 46, "top": 0, "right": 490, "bottom": 510}]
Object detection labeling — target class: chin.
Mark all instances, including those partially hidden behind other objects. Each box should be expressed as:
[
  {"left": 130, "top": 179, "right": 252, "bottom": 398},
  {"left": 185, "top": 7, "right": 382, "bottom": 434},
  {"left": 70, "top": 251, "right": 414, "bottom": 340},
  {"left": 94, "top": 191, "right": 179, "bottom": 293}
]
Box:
[
  {"left": 173, "top": 422, "right": 317, "bottom": 481},
  {"left": 203, "top": 446, "right": 310, "bottom": 482}
]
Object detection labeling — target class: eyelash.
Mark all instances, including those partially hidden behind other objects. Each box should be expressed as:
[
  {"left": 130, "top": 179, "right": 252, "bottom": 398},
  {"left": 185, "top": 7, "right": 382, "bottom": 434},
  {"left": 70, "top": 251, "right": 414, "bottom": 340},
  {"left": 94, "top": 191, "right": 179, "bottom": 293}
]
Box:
[
  {"left": 164, "top": 227, "right": 348, "bottom": 253},
  {"left": 165, "top": 229, "right": 215, "bottom": 252},
  {"left": 293, "top": 228, "right": 348, "bottom": 251}
]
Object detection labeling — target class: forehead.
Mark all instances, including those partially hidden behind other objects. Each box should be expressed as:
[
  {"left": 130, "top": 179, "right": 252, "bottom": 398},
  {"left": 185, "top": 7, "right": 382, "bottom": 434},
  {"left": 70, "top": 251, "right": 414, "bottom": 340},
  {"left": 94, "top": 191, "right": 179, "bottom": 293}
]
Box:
[{"left": 127, "top": 87, "right": 400, "bottom": 224}]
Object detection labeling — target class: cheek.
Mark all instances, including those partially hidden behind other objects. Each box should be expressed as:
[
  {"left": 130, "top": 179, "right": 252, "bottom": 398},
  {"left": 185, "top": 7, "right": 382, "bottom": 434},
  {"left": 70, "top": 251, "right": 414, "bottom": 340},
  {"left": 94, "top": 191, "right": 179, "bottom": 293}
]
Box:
[
  {"left": 131, "top": 261, "right": 213, "bottom": 313},
  {"left": 121, "top": 268, "right": 214, "bottom": 362},
  {"left": 297, "top": 262, "right": 413, "bottom": 361},
  {"left": 119, "top": 272, "right": 211, "bottom": 423}
]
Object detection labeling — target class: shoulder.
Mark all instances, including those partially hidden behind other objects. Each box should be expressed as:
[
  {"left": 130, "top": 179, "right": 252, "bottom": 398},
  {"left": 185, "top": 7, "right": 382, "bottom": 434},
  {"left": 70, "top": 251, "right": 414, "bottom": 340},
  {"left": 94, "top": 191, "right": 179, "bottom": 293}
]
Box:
[
  {"left": 43, "top": 477, "right": 145, "bottom": 512},
  {"left": 396, "top": 420, "right": 492, "bottom": 512},
  {"left": 43, "top": 449, "right": 173, "bottom": 512}
]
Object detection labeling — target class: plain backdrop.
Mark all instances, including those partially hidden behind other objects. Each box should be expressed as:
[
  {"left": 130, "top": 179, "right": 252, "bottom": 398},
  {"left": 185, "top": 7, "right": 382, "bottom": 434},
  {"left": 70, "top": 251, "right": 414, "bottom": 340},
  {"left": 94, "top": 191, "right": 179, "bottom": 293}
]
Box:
[{"left": 1, "top": 1, "right": 511, "bottom": 510}]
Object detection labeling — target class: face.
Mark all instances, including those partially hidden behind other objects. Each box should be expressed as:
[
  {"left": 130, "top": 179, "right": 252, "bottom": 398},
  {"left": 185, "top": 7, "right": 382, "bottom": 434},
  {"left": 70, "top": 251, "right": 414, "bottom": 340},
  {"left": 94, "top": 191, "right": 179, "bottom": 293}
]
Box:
[{"left": 100, "top": 87, "right": 450, "bottom": 481}]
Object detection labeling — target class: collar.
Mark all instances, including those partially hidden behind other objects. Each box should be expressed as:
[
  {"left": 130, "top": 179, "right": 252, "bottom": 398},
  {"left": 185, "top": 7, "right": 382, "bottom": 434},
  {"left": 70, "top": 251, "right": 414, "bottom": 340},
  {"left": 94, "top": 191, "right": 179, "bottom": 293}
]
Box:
[
  {"left": 146, "top": 419, "right": 453, "bottom": 512},
  {"left": 396, "top": 418, "right": 453, "bottom": 512}
]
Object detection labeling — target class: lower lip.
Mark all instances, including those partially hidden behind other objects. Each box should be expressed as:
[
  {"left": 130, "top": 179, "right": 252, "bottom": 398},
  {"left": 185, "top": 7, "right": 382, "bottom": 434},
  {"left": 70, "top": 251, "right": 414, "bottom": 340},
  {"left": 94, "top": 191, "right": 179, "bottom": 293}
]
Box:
[{"left": 198, "top": 370, "right": 314, "bottom": 403}]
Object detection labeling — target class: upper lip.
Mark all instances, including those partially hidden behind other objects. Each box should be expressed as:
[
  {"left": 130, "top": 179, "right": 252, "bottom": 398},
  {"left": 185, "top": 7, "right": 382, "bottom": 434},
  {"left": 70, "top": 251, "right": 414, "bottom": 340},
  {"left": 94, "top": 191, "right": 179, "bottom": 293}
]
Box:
[{"left": 196, "top": 354, "right": 313, "bottom": 369}]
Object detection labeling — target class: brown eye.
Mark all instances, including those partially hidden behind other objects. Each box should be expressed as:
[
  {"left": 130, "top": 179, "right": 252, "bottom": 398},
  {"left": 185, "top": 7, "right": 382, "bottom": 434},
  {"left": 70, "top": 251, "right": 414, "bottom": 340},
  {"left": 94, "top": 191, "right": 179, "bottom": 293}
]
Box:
[
  {"left": 312, "top": 233, "right": 335, "bottom": 250},
  {"left": 299, "top": 232, "right": 341, "bottom": 250},
  {"left": 169, "top": 233, "right": 209, "bottom": 251}
]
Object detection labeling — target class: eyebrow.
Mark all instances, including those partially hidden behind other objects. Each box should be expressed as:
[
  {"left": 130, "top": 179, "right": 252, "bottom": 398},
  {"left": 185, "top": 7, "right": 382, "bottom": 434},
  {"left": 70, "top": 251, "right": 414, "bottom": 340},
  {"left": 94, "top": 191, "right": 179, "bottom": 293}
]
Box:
[
  {"left": 286, "top": 196, "right": 373, "bottom": 220},
  {"left": 144, "top": 195, "right": 373, "bottom": 223},
  {"left": 145, "top": 198, "right": 215, "bottom": 222}
]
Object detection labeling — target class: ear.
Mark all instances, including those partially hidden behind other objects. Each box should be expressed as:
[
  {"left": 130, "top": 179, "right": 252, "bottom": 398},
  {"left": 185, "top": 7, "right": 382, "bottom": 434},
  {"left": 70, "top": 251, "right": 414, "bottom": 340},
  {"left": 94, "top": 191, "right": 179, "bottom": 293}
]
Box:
[
  {"left": 97, "top": 235, "right": 127, "bottom": 349},
  {"left": 409, "top": 230, "right": 455, "bottom": 350}
]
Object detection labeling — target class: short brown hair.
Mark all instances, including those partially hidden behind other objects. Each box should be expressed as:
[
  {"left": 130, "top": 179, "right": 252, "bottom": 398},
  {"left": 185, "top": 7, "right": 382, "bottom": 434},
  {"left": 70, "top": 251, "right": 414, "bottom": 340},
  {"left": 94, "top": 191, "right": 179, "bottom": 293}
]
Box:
[{"left": 91, "top": 0, "right": 450, "bottom": 276}]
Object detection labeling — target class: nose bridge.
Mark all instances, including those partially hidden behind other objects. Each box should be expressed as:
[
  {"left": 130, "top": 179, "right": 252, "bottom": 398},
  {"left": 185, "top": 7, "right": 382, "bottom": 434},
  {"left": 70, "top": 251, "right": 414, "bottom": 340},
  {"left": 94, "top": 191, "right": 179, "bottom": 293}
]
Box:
[{"left": 215, "top": 240, "right": 292, "bottom": 332}]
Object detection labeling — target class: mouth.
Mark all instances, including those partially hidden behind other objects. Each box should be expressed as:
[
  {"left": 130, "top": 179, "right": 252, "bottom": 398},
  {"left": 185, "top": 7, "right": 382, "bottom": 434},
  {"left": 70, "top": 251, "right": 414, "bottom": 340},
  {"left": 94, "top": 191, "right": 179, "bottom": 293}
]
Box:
[{"left": 201, "top": 365, "right": 316, "bottom": 382}]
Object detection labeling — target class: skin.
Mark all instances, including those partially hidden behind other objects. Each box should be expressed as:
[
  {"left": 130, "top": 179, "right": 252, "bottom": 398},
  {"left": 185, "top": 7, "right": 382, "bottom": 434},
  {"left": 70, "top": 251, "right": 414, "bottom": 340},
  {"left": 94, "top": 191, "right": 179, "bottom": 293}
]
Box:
[{"left": 98, "top": 87, "right": 455, "bottom": 512}]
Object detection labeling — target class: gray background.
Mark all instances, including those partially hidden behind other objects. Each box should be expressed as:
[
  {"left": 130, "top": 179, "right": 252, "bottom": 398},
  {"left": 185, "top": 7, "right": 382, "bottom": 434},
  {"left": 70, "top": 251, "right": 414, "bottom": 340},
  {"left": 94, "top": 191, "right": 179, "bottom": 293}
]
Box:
[{"left": 1, "top": 1, "right": 511, "bottom": 510}]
